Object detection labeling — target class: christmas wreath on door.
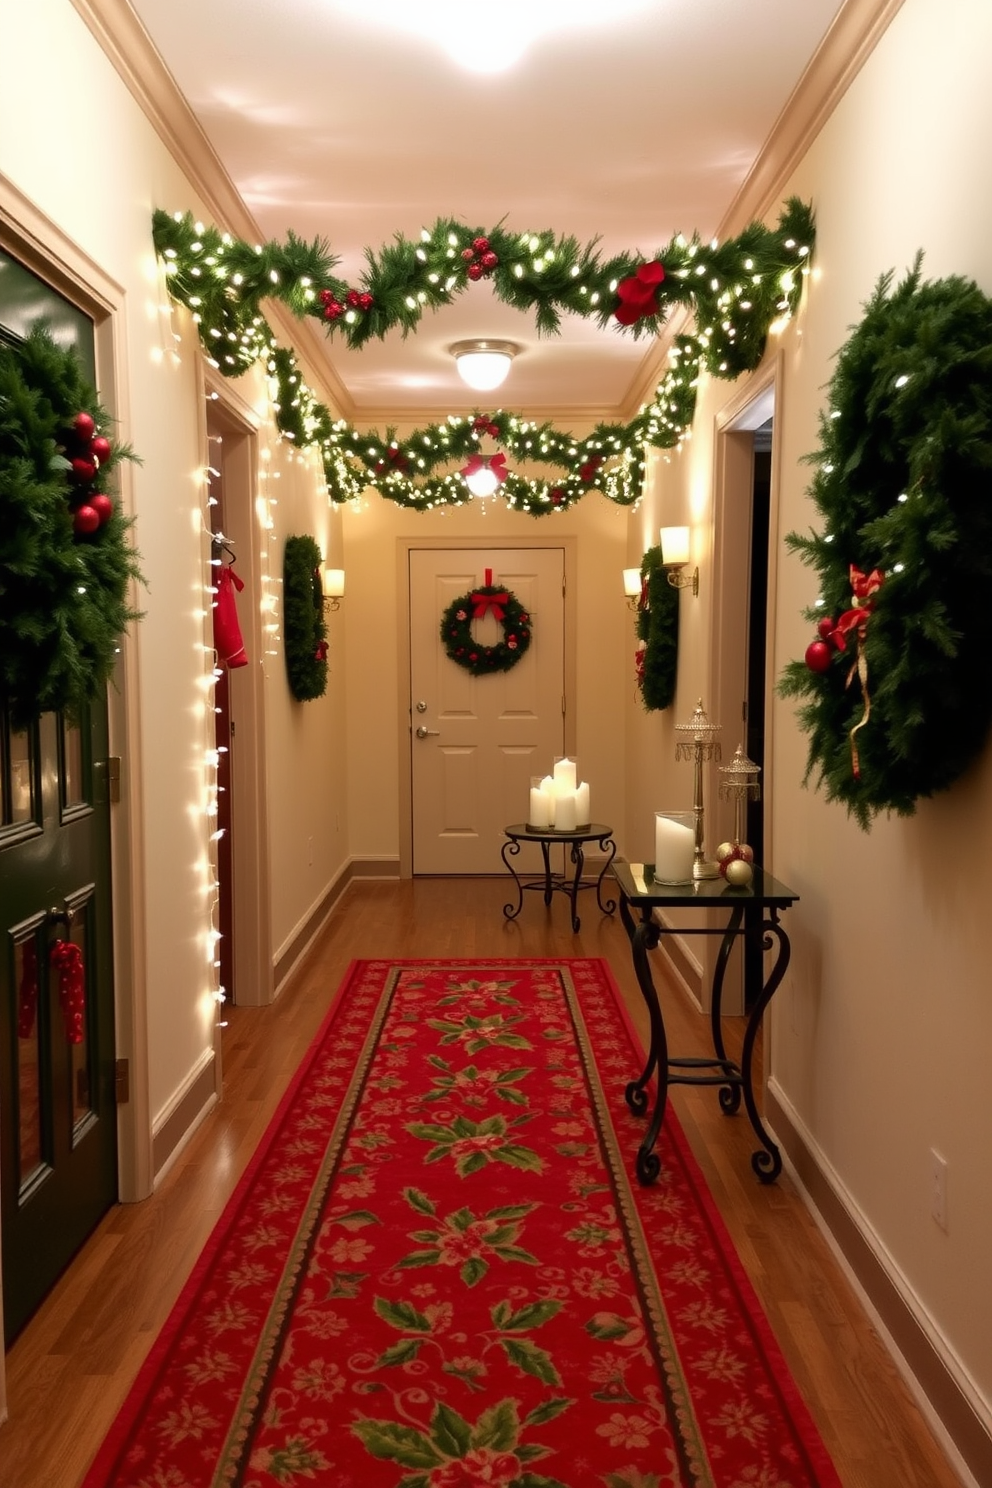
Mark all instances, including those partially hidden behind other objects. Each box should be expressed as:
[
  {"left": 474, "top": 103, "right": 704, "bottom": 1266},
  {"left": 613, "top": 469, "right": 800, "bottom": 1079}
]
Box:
[{"left": 440, "top": 569, "right": 531, "bottom": 676}]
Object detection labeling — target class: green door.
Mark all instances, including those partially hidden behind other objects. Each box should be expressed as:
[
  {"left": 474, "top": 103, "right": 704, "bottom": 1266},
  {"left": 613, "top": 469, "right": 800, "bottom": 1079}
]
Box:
[{"left": 0, "top": 252, "right": 118, "bottom": 1342}]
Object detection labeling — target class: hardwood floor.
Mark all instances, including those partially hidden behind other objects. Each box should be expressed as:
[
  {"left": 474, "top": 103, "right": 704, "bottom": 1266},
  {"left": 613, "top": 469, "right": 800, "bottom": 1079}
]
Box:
[{"left": 0, "top": 877, "right": 965, "bottom": 1487}]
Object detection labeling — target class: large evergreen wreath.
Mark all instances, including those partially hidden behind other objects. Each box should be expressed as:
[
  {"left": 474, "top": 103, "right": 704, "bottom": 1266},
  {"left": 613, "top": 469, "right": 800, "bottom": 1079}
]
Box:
[
  {"left": 778, "top": 259, "right": 992, "bottom": 828},
  {"left": 283, "top": 534, "right": 328, "bottom": 701},
  {"left": 441, "top": 576, "right": 532, "bottom": 676},
  {"left": 0, "top": 323, "right": 143, "bottom": 727},
  {"left": 635, "top": 545, "right": 679, "bottom": 711}
]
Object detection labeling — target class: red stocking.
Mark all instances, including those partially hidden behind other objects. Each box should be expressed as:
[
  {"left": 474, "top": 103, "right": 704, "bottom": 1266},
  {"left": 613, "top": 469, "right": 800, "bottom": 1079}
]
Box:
[{"left": 213, "top": 564, "right": 248, "bottom": 668}]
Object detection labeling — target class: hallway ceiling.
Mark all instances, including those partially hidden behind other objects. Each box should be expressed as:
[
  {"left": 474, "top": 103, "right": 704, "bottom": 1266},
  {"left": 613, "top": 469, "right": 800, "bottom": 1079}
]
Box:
[{"left": 128, "top": 0, "right": 847, "bottom": 421}]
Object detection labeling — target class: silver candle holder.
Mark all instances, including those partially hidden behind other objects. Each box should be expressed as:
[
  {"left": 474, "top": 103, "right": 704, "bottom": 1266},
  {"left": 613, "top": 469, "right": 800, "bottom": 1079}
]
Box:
[
  {"left": 674, "top": 698, "right": 722, "bottom": 879},
  {"left": 718, "top": 742, "right": 762, "bottom": 852}
]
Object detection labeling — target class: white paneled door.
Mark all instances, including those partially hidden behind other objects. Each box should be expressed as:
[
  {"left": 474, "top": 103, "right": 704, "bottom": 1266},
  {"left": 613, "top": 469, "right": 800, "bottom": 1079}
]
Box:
[{"left": 410, "top": 548, "right": 565, "bottom": 874}]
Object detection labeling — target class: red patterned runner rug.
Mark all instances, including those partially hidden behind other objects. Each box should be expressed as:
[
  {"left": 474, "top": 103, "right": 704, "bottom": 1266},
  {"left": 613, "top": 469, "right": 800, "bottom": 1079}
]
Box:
[{"left": 82, "top": 960, "right": 841, "bottom": 1488}]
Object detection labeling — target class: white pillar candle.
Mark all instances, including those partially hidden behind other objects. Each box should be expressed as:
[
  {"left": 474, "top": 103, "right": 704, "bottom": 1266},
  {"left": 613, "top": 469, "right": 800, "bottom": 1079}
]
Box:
[
  {"left": 575, "top": 781, "right": 590, "bottom": 825},
  {"left": 553, "top": 757, "right": 576, "bottom": 794},
  {"left": 555, "top": 791, "right": 578, "bottom": 832},
  {"left": 541, "top": 776, "right": 556, "bottom": 826},
  {"left": 529, "top": 784, "right": 551, "bottom": 829},
  {"left": 654, "top": 812, "right": 695, "bottom": 884}
]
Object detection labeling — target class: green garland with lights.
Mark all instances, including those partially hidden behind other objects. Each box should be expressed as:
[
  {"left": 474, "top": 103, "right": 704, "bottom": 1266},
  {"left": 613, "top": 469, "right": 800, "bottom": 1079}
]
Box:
[
  {"left": 778, "top": 259, "right": 992, "bottom": 828},
  {"left": 0, "top": 323, "right": 143, "bottom": 727},
  {"left": 440, "top": 582, "right": 532, "bottom": 676},
  {"left": 283, "top": 534, "right": 328, "bottom": 701},
  {"left": 152, "top": 200, "right": 814, "bottom": 513},
  {"left": 635, "top": 545, "right": 679, "bottom": 711}
]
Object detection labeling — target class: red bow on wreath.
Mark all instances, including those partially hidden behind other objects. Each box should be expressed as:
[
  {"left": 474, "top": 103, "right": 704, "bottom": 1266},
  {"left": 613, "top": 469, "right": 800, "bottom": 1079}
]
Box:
[
  {"left": 471, "top": 568, "right": 509, "bottom": 621},
  {"left": 614, "top": 260, "right": 666, "bottom": 326},
  {"left": 461, "top": 452, "right": 508, "bottom": 487},
  {"left": 828, "top": 564, "right": 884, "bottom": 652}
]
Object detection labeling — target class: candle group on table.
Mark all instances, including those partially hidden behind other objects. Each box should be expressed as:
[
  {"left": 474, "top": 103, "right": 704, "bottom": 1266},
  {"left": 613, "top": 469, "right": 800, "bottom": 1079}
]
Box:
[
  {"left": 528, "top": 757, "right": 591, "bottom": 831},
  {"left": 654, "top": 810, "right": 695, "bottom": 884}
]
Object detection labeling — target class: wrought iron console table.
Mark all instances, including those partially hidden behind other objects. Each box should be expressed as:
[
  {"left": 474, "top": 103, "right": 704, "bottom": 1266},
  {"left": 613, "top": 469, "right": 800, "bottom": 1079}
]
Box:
[
  {"left": 501, "top": 823, "right": 617, "bottom": 932},
  {"left": 612, "top": 859, "right": 799, "bottom": 1186}
]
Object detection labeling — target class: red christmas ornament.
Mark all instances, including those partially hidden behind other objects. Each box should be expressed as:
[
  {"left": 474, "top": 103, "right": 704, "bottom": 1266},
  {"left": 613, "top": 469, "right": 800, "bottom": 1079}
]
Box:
[
  {"left": 358, "top": 292, "right": 374, "bottom": 311},
  {"left": 73, "top": 504, "right": 101, "bottom": 535},
  {"left": 90, "top": 434, "right": 112, "bottom": 465},
  {"left": 467, "top": 263, "right": 484, "bottom": 281},
  {"left": 461, "top": 247, "right": 476, "bottom": 262},
  {"left": 804, "top": 639, "right": 833, "bottom": 673},
  {"left": 89, "top": 494, "right": 113, "bottom": 526},
  {"left": 323, "top": 300, "right": 344, "bottom": 321},
  {"left": 346, "top": 290, "right": 360, "bottom": 307},
  {"left": 472, "top": 236, "right": 490, "bottom": 254},
  {"left": 816, "top": 615, "right": 835, "bottom": 641},
  {"left": 73, "top": 410, "right": 96, "bottom": 441},
  {"left": 71, "top": 456, "right": 97, "bottom": 483},
  {"left": 480, "top": 251, "right": 499, "bottom": 271}
]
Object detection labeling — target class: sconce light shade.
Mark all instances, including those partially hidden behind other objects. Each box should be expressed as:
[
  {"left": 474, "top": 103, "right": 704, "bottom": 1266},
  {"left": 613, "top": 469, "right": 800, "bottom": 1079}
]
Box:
[
  {"left": 451, "top": 339, "right": 519, "bottom": 391},
  {"left": 321, "top": 565, "right": 345, "bottom": 610},
  {"left": 659, "top": 526, "right": 690, "bottom": 567},
  {"left": 623, "top": 567, "right": 642, "bottom": 598},
  {"left": 659, "top": 526, "right": 699, "bottom": 597}
]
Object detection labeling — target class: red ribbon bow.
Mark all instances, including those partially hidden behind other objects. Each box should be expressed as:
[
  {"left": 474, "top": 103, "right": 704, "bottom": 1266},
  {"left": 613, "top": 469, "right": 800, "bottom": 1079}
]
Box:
[
  {"left": 614, "top": 260, "right": 666, "bottom": 326},
  {"left": 830, "top": 565, "right": 884, "bottom": 652},
  {"left": 461, "top": 452, "right": 508, "bottom": 486},
  {"left": 470, "top": 567, "right": 509, "bottom": 621}
]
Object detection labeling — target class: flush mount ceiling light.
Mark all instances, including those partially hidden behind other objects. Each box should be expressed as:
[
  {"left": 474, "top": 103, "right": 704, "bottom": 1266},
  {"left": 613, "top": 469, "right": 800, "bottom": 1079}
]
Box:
[
  {"left": 332, "top": 0, "right": 653, "bottom": 73},
  {"left": 451, "top": 340, "right": 519, "bottom": 392}
]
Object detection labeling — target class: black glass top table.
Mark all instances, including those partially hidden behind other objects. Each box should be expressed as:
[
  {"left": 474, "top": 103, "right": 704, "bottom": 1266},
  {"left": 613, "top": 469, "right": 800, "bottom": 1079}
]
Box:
[
  {"left": 612, "top": 858, "right": 799, "bottom": 1186},
  {"left": 501, "top": 823, "right": 616, "bottom": 932}
]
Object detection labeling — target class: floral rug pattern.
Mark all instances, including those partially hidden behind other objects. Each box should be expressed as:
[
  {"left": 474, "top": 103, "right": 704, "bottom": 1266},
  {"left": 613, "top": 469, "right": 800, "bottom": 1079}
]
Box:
[{"left": 82, "top": 960, "right": 840, "bottom": 1488}]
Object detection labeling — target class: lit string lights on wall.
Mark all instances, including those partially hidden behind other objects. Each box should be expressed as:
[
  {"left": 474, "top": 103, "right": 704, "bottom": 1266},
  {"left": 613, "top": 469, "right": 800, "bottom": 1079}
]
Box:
[{"left": 152, "top": 200, "right": 814, "bottom": 514}]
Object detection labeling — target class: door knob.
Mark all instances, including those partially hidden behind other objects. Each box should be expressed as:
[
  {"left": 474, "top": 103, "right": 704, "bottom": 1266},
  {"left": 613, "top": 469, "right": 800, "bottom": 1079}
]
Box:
[
  {"left": 415, "top": 725, "right": 440, "bottom": 739},
  {"left": 415, "top": 700, "right": 428, "bottom": 713}
]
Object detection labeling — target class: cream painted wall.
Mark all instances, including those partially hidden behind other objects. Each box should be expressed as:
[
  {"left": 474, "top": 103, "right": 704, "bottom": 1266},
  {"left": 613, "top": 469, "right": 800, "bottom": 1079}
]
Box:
[
  {"left": 0, "top": 0, "right": 349, "bottom": 1137},
  {"left": 623, "top": 0, "right": 992, "bottom": 1432},
  {"left": 342, "top": 490, "right": 630, "bottom": 863}
]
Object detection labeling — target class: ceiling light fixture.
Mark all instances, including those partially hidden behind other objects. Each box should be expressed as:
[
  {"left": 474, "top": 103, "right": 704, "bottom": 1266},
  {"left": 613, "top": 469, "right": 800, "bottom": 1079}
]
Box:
[{"left": 451, "top": 340, "right": 519, "bottom": 392}]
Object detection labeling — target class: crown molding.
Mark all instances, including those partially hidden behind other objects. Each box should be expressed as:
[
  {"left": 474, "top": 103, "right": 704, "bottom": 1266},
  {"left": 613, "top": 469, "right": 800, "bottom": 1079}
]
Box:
[
  {"left": 618, "top": 0, "right": 904, "bottom": 426},
  {"left": 69, "top": 0, "right": 354, "bottom": 423}
]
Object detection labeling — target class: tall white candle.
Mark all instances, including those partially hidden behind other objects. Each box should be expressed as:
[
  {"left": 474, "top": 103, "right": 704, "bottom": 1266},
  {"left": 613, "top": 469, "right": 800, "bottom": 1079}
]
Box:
[
  {"left": 654, "top": 812, "right": 695, "bottom": 883},
  {"left": 529, "top": 785, "right": 551, "bottom": 828},
  {"left": 553, "top": 757, "right": 576, "bottom": 794},
  {"left": 555, "top": 791, "right": 578, "bottom": 832},
  {"left": 575, "top": 781, "right": 590, "bottom": 825},
  {"left": 541, "top": 775, "right": 556, "bottom": 826}
]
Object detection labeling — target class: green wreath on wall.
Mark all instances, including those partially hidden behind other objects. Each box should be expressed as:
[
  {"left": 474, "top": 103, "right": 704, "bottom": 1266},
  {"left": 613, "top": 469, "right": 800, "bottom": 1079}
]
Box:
[
  {"left": 635, "top": 545, "right": 679, "bottom": 711},
  {"left": 778, "top": 258, "right": 992, "bottom": 828},
  {"left": 0, "top": 323, "right": 143, "bottom": 728},
  {"left": 283, "top": 534, "right": 328, "bottom": 701},
  {"left": 441, "top": 573, "right": 532, "bottom": 677}
]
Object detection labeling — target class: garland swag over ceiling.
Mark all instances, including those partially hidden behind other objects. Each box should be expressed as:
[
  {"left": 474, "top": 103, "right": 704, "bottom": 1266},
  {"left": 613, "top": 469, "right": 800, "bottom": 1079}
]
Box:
[{"left": 152, "top": 200, "right": 814, "bottom": 514}]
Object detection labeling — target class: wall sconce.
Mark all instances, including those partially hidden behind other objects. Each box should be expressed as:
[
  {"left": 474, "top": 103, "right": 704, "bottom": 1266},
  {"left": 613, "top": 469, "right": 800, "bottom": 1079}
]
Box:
[
  {"left": 622, "top": 567, "right": 642, "bottom": 611},
  {"left": 321, "top": 566, "right": 345, "bottom": 611},
  {"left": 659, "top": 526, "right": 699, "bottom": 597}
]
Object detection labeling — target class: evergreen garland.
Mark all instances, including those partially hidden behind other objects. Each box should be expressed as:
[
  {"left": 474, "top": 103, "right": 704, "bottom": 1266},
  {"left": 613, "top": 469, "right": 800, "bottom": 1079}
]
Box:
[
  {"left": 0, "top": 324, "right": 143, "bottom": 727},
  {"left": 778, "top": 259, "right": 992, "bottom": 828},
  {"left": 282, "top": 534, "right": 328, "bottom": 701},
  {"left": 635, "top": 545, "right": 679, "bottom": 710},
  {"left": 152, "top": 200, "right": 814, "bottom": 514}
]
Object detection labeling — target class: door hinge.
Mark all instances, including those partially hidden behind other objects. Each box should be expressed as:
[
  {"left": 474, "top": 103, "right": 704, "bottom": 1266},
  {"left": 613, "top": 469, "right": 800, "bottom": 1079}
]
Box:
[
  {"left": 106, "top": 756, "right": 121, "bottom": 803},
  {"left": 562, "top": 695, "right": 567, "bottom": 717},
  {"left": 115, "top": 1057, "right": 130, "bottom": 1104}
]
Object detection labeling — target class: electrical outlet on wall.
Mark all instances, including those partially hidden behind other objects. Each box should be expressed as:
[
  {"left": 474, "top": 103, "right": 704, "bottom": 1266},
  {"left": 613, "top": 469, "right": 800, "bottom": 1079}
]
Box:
[{"left": 930, "top": 1149, "right": 948, "bottom": 1231}]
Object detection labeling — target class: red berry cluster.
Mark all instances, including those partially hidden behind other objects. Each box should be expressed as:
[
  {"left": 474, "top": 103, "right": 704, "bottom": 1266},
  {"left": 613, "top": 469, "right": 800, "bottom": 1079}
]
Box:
[
  {"left": 318, "top": 287, "right": 373, "bottom": 322},
  {"left": 64, "top": 410, "right": 114, "bottom": 537},
  {"left": 579, "top": 455, "right": 604, "bottom": 483},
  {"left": 472, "top": 416, "right": 500, "bottom": 437},
  {"left": 461, "top": 236, "right": 499, "bottom": 282}
]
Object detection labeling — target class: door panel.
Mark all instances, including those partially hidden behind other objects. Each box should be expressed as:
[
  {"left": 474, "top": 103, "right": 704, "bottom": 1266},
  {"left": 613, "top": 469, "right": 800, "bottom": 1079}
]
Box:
[
  {"left": 0, "top": 254, "right": 117, "bottom": 1342},
  {"left": 410, "top": 548, "right": 565, "bottom": 874}
]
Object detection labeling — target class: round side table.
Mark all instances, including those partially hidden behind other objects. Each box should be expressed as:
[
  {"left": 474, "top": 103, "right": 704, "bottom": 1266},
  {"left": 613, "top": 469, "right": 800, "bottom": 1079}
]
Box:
[{"left": 501, "top": 822, "right": 617, "bottom": 932}]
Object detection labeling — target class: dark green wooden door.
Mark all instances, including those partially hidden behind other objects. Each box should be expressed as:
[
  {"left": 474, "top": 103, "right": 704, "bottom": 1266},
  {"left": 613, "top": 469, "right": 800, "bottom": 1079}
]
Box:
[{"left": 0, "top": 252, "right": 118, "bottom": 1342}]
